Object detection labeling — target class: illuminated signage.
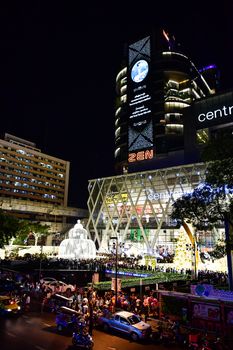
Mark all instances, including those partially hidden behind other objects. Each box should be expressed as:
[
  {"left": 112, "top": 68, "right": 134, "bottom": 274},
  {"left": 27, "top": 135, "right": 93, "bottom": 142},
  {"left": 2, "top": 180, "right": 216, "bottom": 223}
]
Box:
[
  {"left": 197, "top": 105, "right": 233, "bottom": 123},
  {"left": 131, "top": 60, "right": 149, "bottom": 83},
  {"left": 145, "top": 189, "right": 191, "bottom": 201},
  {"left": 128, "top": 149, "right": 153, "bottom": 163},
  {"left": 128, "top": 36, "right": 154, "bottom": 161},
  {"left": 193, "top": 91, "right": 233, "bottom": 129},
  {"left": 105, "top": 193, "right": 128, "bottom": 205}
]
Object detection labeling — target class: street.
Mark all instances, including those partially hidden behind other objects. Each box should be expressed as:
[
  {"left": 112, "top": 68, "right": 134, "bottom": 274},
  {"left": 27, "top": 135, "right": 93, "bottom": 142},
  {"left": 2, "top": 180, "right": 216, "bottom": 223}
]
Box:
[{"left": 0, "top": 310, "right": 182, "bottom": 350}]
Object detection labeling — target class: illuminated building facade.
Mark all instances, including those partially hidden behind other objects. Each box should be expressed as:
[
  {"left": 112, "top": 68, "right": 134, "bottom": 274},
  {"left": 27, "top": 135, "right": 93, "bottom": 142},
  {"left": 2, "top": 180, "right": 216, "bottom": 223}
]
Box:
[
  {"left": 114, "top": 30, "right": 219, "bottom": 174},
  {"left": 0, "top": 133, "right": 69, "bottom": 205},
  {"left": 87, "top": 88, "right": 233, "bottom": 263},
  {"left": 184, "top": 90, "right": 233, "bottom": 161},
  {"left": 0, "top": 133, "right": 87, "bottom": 235},
  {"left": 86, "top": 29, "right": 232, "bottom": 272},
  {"left": 86, "top": 162, "right": 225, "bottom": 259}
]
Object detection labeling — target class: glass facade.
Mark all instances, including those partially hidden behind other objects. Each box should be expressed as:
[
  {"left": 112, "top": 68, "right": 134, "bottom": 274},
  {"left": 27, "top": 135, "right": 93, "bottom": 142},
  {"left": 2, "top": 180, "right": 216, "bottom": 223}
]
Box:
[{"left": 86, "top": 162, "right": 211, "bottom": 257}]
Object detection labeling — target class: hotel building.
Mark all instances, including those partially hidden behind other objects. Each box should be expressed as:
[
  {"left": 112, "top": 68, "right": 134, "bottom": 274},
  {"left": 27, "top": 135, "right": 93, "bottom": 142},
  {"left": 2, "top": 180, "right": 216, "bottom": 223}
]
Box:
[{"left": 0, "top": 133, "right": 87, "bottom": 237}]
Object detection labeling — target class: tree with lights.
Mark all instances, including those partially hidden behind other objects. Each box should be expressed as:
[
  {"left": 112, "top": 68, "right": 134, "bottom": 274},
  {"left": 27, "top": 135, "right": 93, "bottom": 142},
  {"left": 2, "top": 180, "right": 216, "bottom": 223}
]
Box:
[
  {"left": 173, "top": 229, "right": 192, "bottom": 271},
  {"left": 171, "top": 157, "right": 233, "bottom": 290}
]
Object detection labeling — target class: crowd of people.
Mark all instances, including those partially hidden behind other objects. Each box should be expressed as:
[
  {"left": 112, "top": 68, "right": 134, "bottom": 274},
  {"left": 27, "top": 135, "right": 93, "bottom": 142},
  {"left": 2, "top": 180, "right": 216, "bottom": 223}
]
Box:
[
  {"left": 0, "top": 254, "right": 229, "bottom": 287},
  {"left": 0, "top": 255, "right": 231, "bottom": 349}
]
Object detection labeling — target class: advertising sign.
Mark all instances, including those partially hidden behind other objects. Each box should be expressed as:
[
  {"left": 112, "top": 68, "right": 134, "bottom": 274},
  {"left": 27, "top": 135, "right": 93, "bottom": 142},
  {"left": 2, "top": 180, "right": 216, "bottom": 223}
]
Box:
[
  {"left": 111, "top": 278, "right": 121, "bottom": 292},
  {"left": 92, "top": 273, "right": 99, "bottom": 284},
  {"left": 128, "top": 36, "right": 154, "bottom": 163},
  {"left": 192, "top": 302, "right": 220, "bottom": 321},
  {"left": 190, "top": 284, "right": 214, "bottom": 297},
  {"left": 193, "top": 91, "right": 233, "bottom": 129}
]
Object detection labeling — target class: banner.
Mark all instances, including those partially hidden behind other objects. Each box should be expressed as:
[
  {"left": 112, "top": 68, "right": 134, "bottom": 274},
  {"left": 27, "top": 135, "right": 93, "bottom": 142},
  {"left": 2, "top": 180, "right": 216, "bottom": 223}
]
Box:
[
  {"left": 192, "top": 302, "right": 220, "bottom": 321},
  {"left": 111, "top": 278, "right": 121, "bottom": 292}
]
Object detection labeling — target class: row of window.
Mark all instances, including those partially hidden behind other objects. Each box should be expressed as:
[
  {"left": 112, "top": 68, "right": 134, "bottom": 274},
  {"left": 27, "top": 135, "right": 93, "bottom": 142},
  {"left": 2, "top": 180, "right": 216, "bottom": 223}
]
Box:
[
  {"left": 0, "top": 156, "right": 65, "bottom": 177},
  {"left": 0, "top": 172, "right": 63, "bottom": 190},
  {"left": 0, "top": 187, "right": 57, "bottom": 199}
]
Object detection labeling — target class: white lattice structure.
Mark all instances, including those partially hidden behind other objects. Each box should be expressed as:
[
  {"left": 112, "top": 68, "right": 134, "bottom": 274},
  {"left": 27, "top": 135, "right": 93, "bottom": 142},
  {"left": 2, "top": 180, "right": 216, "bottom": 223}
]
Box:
[{"left": 86, "top": 162, "right": 210, "bottom": 255}]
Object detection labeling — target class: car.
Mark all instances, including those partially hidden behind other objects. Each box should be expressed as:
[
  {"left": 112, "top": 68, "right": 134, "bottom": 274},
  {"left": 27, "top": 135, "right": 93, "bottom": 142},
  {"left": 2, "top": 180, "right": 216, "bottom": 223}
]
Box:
[
  {"left": 45, "top": 280, "right": 75, "bottom": 293},
  {"left": 98, "top": 310, "right": 152, "bottom": 341},
  {"left": 0, "top": 295, "right": 21, "bottom": 316},
  {"left": 40, "top": 277, "right": 57, "bottom": 285}
]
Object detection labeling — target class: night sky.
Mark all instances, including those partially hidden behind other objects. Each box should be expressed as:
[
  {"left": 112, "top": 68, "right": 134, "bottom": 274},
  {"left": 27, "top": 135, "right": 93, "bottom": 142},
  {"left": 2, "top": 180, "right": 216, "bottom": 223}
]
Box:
[{"left": 0, "top": 1, "right": 233, "bottom": 209}]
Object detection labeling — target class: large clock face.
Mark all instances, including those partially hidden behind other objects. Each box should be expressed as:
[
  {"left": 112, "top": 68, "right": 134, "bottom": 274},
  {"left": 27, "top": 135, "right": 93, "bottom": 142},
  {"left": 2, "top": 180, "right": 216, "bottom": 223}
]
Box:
[{"left": 131, "top": 59, "right": 149, "bottom": 83}]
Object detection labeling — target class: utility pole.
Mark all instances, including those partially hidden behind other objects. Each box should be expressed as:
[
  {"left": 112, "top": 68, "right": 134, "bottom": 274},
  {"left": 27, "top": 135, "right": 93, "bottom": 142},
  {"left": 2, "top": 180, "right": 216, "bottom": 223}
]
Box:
[
  {"left": 115, "top": 237, "right": 118, "bottom": 306},
  {"left": 225, "top": 219, "right": 233, "bottom": 290},
  {"left": 110, "top": 235, "right": 118, "bottom": 311},
  {"left": 39, "top": 244, "right": 43, "bottom": 282}
]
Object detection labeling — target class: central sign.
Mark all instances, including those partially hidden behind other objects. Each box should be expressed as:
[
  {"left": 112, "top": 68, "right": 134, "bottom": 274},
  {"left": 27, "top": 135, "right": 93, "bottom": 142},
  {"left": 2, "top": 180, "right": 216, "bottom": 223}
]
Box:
[
  {"left": 197, "top": 104, "right": 233, "bottom": 123},
  {"left": 193, "top": 91, "right": 233, "bottom": 129}
]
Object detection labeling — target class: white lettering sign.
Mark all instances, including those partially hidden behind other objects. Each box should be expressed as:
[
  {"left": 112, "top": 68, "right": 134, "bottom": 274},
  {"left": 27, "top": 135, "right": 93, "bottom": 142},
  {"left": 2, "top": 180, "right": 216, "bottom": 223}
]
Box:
[
  {"left": 146, "top": 189, "right": 191, "bottom": 201},
  {"left": 197, "top": 105, "right": 233, "bottom": 123}
]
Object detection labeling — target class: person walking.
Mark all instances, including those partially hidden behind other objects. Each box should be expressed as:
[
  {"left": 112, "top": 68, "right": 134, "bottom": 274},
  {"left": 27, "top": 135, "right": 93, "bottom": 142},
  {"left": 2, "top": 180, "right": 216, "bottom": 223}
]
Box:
[{"left": 25, "top": 293, "right": 31, "bottom": 312}]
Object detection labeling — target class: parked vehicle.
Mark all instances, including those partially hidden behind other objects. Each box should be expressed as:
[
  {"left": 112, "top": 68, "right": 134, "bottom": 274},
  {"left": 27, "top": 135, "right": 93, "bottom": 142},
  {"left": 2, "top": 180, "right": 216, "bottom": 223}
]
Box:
[
  {"left": 40, "top": 277, "right": 57, "bottom": 284},
  {"left": 0, "top": 295, "right": 21, "bottom": 316},
  {"left": 98, "top": 310, "right": 152, "bottom": 341},
  {"left": 45, "top": 280, "right": 75, "bottom": 293}
]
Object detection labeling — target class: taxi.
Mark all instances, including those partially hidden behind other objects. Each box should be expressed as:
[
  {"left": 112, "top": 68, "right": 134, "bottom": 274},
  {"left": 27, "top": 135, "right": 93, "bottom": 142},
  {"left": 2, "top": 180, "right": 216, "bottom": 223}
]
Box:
[{"left": 0, "top": 295, "right": 21, "bottom": 316}]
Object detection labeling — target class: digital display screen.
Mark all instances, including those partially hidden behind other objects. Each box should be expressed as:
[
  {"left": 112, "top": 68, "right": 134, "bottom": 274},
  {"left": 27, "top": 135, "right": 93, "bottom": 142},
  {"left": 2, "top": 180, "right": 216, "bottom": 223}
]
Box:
[
  {"left": 128, "top": 36, "right": 154, "bottom": 162},
  {"left": 131, "top": 60, "right": 149, "bottom": 83}
]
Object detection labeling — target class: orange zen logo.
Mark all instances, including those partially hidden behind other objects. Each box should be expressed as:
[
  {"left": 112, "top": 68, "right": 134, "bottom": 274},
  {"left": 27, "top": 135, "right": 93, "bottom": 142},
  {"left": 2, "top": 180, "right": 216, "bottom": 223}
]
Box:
[{"left": 128, "top": 149, "right": 154, "bottom": 163}]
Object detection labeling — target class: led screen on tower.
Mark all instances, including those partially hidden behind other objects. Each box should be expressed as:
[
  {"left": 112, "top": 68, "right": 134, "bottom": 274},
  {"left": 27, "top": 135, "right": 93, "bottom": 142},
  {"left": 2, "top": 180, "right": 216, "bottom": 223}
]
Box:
[{"left": 128, "top": 36, "right": 154, "bottom": 164}]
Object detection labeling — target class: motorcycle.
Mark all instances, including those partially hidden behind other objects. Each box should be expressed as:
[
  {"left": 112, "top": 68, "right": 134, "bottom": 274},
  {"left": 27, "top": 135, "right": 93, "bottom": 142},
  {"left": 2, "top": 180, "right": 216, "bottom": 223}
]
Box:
[{"left": 72, "top": 328, "right": 94, "bottom": 350}]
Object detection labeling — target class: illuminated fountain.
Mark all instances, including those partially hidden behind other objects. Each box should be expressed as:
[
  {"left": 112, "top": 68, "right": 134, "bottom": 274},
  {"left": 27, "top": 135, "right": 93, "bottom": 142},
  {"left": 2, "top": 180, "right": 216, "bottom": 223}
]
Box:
[{"left": 58, "top": 220, "right": 96, "bottom": 259}]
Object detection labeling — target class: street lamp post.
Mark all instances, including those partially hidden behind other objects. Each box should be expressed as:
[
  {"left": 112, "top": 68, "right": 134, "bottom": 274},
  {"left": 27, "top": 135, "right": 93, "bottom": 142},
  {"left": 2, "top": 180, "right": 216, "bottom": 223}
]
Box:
[
  {"left": 110, "top": 235, "right": 118, "bottom": 310},
  {"left": 225, "top": 219, "right": 233, "bottom": 290},
  {"left": 39, "top": 244, "right": 43, "bottom": 282},
  {"left": 115, "top": 238, "right": 118, "bottom": 304}
]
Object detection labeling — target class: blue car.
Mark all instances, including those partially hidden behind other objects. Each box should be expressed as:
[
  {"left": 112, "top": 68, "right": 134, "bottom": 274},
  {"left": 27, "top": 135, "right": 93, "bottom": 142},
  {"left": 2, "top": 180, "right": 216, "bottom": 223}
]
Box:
[{"left": 98, "top": 310, "right": 152, "bottom": 341}]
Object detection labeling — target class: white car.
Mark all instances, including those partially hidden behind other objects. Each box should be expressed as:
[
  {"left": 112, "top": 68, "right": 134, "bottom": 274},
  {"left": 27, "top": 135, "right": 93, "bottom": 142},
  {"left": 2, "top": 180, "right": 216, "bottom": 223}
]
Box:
[
  {"left": 40, "top": 277, "right": 57, "bottom": 285},
  {"left": 45, "top": 280, "right": 75, "bottom": 293}
]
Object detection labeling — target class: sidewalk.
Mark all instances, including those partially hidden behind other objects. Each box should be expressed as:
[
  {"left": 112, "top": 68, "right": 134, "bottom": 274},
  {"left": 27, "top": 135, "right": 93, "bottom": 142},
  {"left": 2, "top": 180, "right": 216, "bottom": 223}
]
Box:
[{"left": 146, "top": 317, "right": 161, "bottom": 332}]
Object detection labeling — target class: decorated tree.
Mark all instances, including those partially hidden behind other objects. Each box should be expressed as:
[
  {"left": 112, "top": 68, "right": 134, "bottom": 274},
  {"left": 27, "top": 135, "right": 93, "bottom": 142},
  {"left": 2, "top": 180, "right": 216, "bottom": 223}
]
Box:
[
  {"left": 171, "top": 157, "right": 233, "bottom": 289},
  {"left": 173, "top": 229, "right": 192, "bottom": 270}
]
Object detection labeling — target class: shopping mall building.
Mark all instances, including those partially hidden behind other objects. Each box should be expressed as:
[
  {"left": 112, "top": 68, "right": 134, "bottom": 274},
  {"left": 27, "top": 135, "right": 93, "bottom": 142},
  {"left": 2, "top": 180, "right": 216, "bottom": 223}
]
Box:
[{"left": 85, "top": 30, "right": 232, "bottom": 267}]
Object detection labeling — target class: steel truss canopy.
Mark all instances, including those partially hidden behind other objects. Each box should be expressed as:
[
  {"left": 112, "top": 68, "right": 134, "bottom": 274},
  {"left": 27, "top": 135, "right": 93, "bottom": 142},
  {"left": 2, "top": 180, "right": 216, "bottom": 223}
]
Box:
[{"left": 86, "top": 162, "right": 208, "bottom": 254}]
